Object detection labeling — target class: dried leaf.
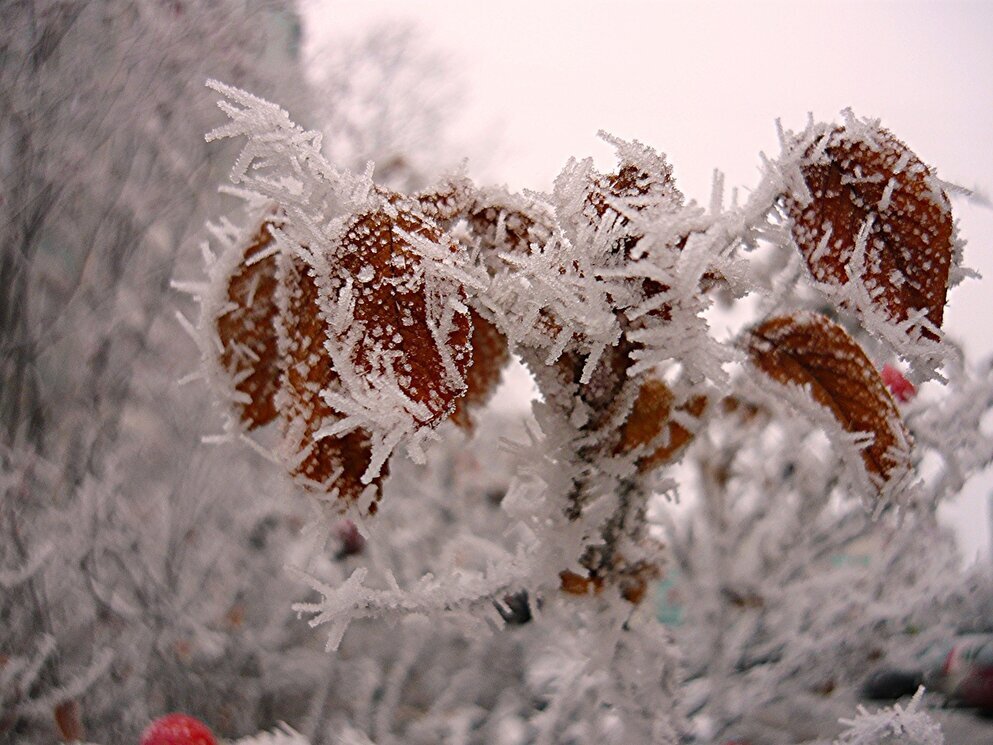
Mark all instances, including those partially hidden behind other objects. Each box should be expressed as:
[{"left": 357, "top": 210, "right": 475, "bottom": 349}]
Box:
[
  {"left": 583, "top": 154, "right": 688, "bottom": 325},
  {"left": 277, "top": 256, "right": 384, "bottom": 510},
  {"left": 332, "top": 207, "right": 473, "bottom": 427},
  {"left": 468, "top": 188, "right": 612, "bottom": 352},
  {"left": 617, "top": 377, "right": 708, "bottom": 471},
  {"left": 617, "top": 559, "right": 663, "bottom": 605},
  {"left": 468, "top": 195, "right": 555, "bottom": 261},
  {"left": 786, "top": 123, "right": 954, "bottom": 339},
  {"left": 215, "top": 220, "right": 280, "bottom": 429},
  {"left": 586, "top": 161, "right": 682, "bottom": 258},
  {"left": 451, "top": 309, "right": 510, "bottom": 431},
  {"left": 413, "top": 174, "right": 476, "bottom": 223},
  {"left": 466, "top": 190, "right": 560, "bottom": 340},
  {"left": 745, "top": 312, "right": 912, "bottom": 490},
  {"left": 719, "top": 395, "right": 766, "bottom": 424},
  {"left": 559, "top": 569, "right": 604, "bottom": 596},
  {"left": 560, "top": 560, "right": 660, "bottom": 604}
]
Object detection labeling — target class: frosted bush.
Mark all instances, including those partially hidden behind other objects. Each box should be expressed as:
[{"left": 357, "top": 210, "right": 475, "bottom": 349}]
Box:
[{"left": 174, "top": 77, "right": 993, "bottom": 744}]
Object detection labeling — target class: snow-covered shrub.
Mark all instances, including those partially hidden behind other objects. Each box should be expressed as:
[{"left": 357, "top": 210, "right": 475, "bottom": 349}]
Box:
[
  {"left": 1, "top": 2, "right": 310, "bottom": 741},
  {"left": 666, "top": 407, "right": 966, "bottom": 736},
  {"left": 177, "top": 79, "right": 993, "bottom": 744}
]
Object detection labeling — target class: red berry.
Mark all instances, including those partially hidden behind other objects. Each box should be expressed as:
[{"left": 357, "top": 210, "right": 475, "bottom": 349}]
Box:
[
  {"left": 881, "top": 363, "right": 916, "bottom": 403},
  {"left": 334, "top": 518, "right": 365, "bottom": 557},
  {"left": 140, "top": 714, "right": 216, "bottom": 745}
]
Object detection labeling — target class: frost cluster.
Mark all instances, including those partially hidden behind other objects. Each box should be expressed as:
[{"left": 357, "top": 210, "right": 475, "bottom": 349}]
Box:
[{"left": 835, "top": 688, "right": 944, "bottom": 745}]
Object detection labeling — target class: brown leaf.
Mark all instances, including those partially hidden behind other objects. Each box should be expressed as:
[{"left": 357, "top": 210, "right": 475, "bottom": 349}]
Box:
[
  {"left": 617, "top": 559, "right": 663, "bottom": 605},
  {"left": 413, "top": 174, "right": 476, "bottom": 223},
  {"left": 468, "top": 195, "right": 555, "bottom": 261},
  {"left": 465, "top": 191, "right": 566, "bottom": 350},
  {"left": 719, "top": 395, "right": 766, "bottom": 424},
  {"left": 451, "top": 309, "right": 510, "bottom": 431},
  {"left": 560, "top": 560, "right": 660, "bottom": 604},
  {"left": 215, "top": 220, "right": 280, "bottom": 429},
  {"left": 559, "top": 569, "right": 604, "bottom": 596},
  {"left": 786, "top": 123, "right": 953, "bottom": 340},
  {"left": 466, "top": 190, "right": 559, "bottom": 331},
  {"left": 333, "top": 207, "right": 473, "bottom": 427},
  {"left": 277, "top": 256, "right": 384, "bottom": 510},
  {"left": 745, "top": 312, "right": 912, "bottom": 490},
  {"left": 586, "top": 162, "right": 683, "bottom": 259},
  {"left": 617, "top": 377, "right": 708, "bottom": 471},
  {"left": 584, "top": 158, "right": 688, "bottom": 326}
]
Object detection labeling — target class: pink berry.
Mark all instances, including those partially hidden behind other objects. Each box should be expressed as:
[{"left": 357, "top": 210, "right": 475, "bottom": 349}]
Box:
[
  {"left": 140, "top": 714, "right": 216, "bottom": 745},
  {"left": 881, "top": 364, "right": 916, "bottom": 403}
]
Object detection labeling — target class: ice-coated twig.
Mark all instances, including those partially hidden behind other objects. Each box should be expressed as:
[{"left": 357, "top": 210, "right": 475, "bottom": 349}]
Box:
[{"left": 834, "top": 687, "right": 943, "bottom": 745}]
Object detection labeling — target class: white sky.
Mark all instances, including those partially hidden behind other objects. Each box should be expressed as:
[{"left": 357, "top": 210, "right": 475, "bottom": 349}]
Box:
[{"left": 304, "top": 0, "right": 993, "bottom": 562}]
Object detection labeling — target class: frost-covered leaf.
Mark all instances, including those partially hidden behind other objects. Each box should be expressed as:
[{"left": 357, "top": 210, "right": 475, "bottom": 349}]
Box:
[
  {"left": 214, "top": 219, "right": 280, "bottom": 429},
  {"left": 327, "top": 204, "right": 473, "bottom": 428},
  {"left": 617, "top": 377, "right": 708, "bottom": 472},
  {"left": 576, "top": 138, "right": 687, "bottom": 315},
  {"left": 466, "top": 187, "right": 565, "bottom": 344},
  {"left": 468, "top": 187, "right": 619, "bottom": 362},
  {"left": 582, "top": 140, "right": 683, "bottom": 260},
  {"left": 468, "top": 187, "right": 556, "bottom": 265},
  {"left": 554, "top": 137, "right": 735, "bottom": 389},
  {"left": 451, "top": 309, "right": 510, "bottom": 431},
  {"left": 785, "top": 117, "right": 954, "bottom": 342},
  {"left": 276, "top": 255, "right": 384, "bottom": 511},
  {"left": 413, "top": 172, "right": 477, "bottom": 223},
  {"left": 745, "top": 312, "right": 912, "bottom": 496}
]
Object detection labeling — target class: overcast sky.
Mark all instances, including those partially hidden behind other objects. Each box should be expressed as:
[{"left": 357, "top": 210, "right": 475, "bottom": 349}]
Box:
[{"left": 304, "top": 0, "right": 993, "bottom": 561}]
